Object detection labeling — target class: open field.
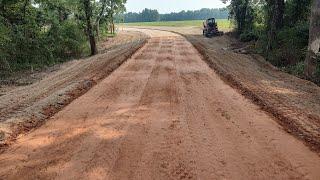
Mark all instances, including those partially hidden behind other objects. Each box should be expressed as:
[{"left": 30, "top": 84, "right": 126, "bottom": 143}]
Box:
[{"left": 121, "top": 19, "right": 233, "bottom": 30}]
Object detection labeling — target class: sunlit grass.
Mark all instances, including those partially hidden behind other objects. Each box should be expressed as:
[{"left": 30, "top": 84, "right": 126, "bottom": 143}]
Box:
[{"left": 121, "top": 19, "right": 233, "bottom": 30}]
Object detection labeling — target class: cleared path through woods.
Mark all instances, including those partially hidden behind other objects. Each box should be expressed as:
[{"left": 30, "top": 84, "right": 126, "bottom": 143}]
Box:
[{"left": 0, "top": 29, "right": 319, "bottom": 180}]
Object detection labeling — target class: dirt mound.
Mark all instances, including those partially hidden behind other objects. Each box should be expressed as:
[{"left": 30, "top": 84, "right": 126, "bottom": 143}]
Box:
[
  {"left": 131, "top": 26, "right": 320, "bottom": 153},
  {"left": 0, "top": 31, "right": 148, "bottom": 148},
  {"left": 0, "top": 28, "right": 319, "bottom": 179},
  {"left": 186, "top": 32, "right": 320, "bottom": 153}
]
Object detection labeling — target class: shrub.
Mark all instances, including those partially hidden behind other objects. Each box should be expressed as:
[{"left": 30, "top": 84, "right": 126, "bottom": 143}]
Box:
[
  {"left": 315, "top": 55, "right": 320, "bottom": 84},
  {"left": 276, "top": 22, "right": 309, "bottom": 65},
  {"left": 255, "top": 22, "right": 309, "bottom": 67},
  {"left": 1, "top": 19, "right": 88, "bottom": 73},
  {"left": 240, "top": 31, "right": 258, "bottom": 42},
  {"left": 0, "top": 17, "right": 11, "bottom": 74},
  {"left": 283, "top": 61, "right": 305, "bottom": 77},
  {"left": 47, "top": 20, "right": 88, "bottom": 60}
]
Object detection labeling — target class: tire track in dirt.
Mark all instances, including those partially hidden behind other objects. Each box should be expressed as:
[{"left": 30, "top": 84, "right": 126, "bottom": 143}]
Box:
[{"left": 0, "top": 28, "right": 319, "bottom": 180}]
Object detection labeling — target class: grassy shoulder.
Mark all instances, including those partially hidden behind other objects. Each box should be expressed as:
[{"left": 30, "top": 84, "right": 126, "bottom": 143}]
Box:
[{"left": 121, "top": 19, "right": 233, "bottom": 30}]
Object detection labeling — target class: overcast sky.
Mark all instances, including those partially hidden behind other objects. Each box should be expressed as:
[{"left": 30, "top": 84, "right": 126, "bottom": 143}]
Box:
[{"left": 125, "top": 0, "right": 228, "bottom": 14}]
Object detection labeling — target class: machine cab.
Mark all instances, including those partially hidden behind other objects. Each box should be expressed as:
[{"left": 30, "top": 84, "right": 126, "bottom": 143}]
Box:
[
  {"left": 205, "top": 18, "right": 216, "bottom": 28},
  {"left": 203, "top": 18, "right": 223, "bottom": 37}
]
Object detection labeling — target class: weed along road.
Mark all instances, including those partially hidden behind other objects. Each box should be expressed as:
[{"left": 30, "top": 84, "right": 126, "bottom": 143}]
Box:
[{"left": 1, "top": 29, "right": 320, "bottom": 180}]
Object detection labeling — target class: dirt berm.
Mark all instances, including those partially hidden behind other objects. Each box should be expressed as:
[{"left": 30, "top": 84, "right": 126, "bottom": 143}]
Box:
[
  {"left": 125, "top": 26, "right": 320, "bottom": 153},
  {"left": 187, "top": 34, "right": 320, "bottom": 153},
  {"left": 0, "top": 31, "right": 148, "bottom": 148},
  {"left": 1, "top": 28, "right": 319, "bottom": 180}
]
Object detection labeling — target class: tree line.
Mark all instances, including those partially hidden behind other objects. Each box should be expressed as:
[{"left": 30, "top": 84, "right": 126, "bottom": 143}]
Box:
[
  {"left": 224, "top": 0, "right": 320, "bottom": 83},
  {"left": 1, "top": 1, "right": 319, "bottom": 84},
  {"left": 0, "top": 0, "right": 126, "bottom": 75},
  {"left": 120, "top": 8, "right": 229, "bottom": 23}
]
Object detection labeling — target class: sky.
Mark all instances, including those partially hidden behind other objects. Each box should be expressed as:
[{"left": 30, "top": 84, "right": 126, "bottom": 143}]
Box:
[{"left": 125, "top": 0, "right": 228, "bottom": 14}]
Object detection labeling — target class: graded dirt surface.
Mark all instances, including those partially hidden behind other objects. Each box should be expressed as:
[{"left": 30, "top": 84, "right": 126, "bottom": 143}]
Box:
[
  {"left": 126, "top": 26, "right": 320, "bottom": 152},
  {"left": 187, "top": 34, "right": 320, "bottom": 152},
  {"left": 1, "top": 28, "right": 320, "bottom": 180},
  {"left": 0, "top": 31, "right": 147, "bottom": 145}
]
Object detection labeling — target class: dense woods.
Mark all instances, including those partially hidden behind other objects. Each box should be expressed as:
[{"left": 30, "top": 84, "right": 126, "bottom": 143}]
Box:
[
  {"left": 224, "top": 0, "right": 320, "bottom": 83},
  {"left": 1, "top": 0, "right": 319, "bottom": 84},
  {"left": 0, "top": 0, "right": 126, "bottom": 76},
  {"left": 305, "top": 0, "right": 320, "bottom": 79},
  {"left": 120, "top": 8, "right": 229, "bottom": 23}
]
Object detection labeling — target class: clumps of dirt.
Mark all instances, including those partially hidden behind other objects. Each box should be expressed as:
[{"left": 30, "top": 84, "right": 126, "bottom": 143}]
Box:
[
  {"left": 139, "top": 24, "right": 320, "bottom": 153},
  {"left": 187, "top": 35, "right": 320, "bottom": 154},
  {"left": 1, "top": 79, "right": 96, "bottom": 149},
  {"left": 159, "top": 49, "right": 173, "bottom": 55},
  {"left": 0, "top": 31, "right": 148, "bottom": 151},
  {"left": 99, "top": 31, "right": 147, "bottom": 53}
]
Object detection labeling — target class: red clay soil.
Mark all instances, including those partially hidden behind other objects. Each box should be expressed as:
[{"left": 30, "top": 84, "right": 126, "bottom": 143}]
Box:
[
  {"left": 185, "top": 34, "right": 320, "bottom": 153},
  {"left": 0, "top": 28, "right": 319, "bottom": 179},
  {"left": 127, "top": 26, "right": 320, "bottom": 153},
  {"left": 0, "top": 31, "right": 148, "bottom": 148}
]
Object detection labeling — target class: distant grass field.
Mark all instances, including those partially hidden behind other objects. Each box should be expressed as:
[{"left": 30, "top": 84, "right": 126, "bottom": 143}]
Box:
[{"left": 122, "top": 19, "right": 233, "bottom": 30}]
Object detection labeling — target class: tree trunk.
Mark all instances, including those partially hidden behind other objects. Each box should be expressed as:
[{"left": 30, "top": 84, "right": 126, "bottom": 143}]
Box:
[
  {"left": 96, "top": 22, "right": 100, "bottom": 41},
  {"left": 83, "top": 0, "right": 97, "bottom": 56},
  {"left": 266, "top": 0, "right": 285, "bottom": 52},
  {"left": 22, "top": 0, "right": 30, "bottom": 36},
  {"left": 111, "top": 16, "right": 115, "bottom": 34},
  {"left": 239, "top": 0, "right": 249, "bottom": 34},
  {"left": 305, "top": 0, "right": 320, "bottom": 78},
  {"left": 95, "top": 0, "right": 107, "bottom": 42},
  {"left": 88, "top": 31, "right": 97, "bottom": 55}
]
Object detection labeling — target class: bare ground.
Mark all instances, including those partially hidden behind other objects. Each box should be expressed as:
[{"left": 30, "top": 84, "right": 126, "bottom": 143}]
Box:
[
  {"left": 0, "top": 28, "right": 319, "bottom": 179},
  {"left": 186, "top": 33, "right": 320, "bottom": 153},
  {"left": 126, "top": 26, "right": 320, "bottom": 153},
  {"left": 0, "top": 31, "right": 148, "bottom": 146}
]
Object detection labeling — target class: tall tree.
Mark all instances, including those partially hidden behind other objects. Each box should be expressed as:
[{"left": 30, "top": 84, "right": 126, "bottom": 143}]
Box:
[
  {"left": 95, "top": 0, "right": 107, "bottom": 40},
  {"left": 82, "top": 0, "right": 97, "bottom": 55},
  {"left": 106, "top": 0, "right": 126, "bottom": 34},
  {"left": 266, "top": 0, "right": 285, "bottom": 51},
  {"left": 222, "top": 0, "right": 254, "bottom": 34},
  {"left": 78, "top": 0, "right": 126, "bottom": 53},
  {"left": 305, "top": 0, "right": 320, "bottom": 78},
  {"left": 122, "top": 8, "right": 229, "bottom": 23}
]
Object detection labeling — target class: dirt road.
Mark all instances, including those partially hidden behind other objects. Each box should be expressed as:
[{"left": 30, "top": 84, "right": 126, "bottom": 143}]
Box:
[
  {"left": 0, "top": 29, "right": 319, "bottom": 180},
  {"left": 0, "top": 31, "right": 147, "bottom": 144}
]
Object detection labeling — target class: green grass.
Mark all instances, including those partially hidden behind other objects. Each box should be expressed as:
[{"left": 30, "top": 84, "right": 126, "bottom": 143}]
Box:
[{"left": 121, "top": 19, "right": 233, "bottom": 30}]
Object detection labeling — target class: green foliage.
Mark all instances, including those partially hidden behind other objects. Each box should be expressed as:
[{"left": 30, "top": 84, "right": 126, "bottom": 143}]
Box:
[
  {"left": 140, "top": 8, "right": 160, "bottom": 22},
  {"left": 277, "top": 22, "right": 309, "bottom": 62},
  {"left": 0, "top": 0, "right": 86, "bottom": 72},
  {"left": 225, "top": 0, "right": 316, "bottom": 82},
  {"left": 255, "top": 22, "right": 309, "bottom": 67},
  {"left": 0, "top": 0, "right": 125, "bottom": 74},
  {"left": 315, "top": 56, "right": 320, "bottom": 84},
  {"left": 119, "top": 8, "right": 160, "bottom": 22},
  {"left": 120, "top": 8, "right": 229, "bottom": 23},
  {"left": 161, "top": 8, "right": 229, "bottom": 21},
  {"left": 228, "top": 0, "right": 255, "bottom": 34},
  {"left": 0, "top": 16, "right": 11, "bottom": 73},
  {"left": 284, "top": 0, "right": 311, "bottom": 26},
  {"left": 47, "top": 20, "right": 88, "bottom": 60},
  {"left": 283, "top": 61, "right": 305, "bottom": 77},
  {"left": 254, "top": 21, "right": 309, "bottom": 67},
  {"left": 239, "top": 31, "right": 258, "bottom": 42}
]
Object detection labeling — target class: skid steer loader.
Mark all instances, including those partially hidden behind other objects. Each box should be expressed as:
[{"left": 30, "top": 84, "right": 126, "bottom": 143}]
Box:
[{"left": 203, "top": 18, "right": 224, "bottom": 37}]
